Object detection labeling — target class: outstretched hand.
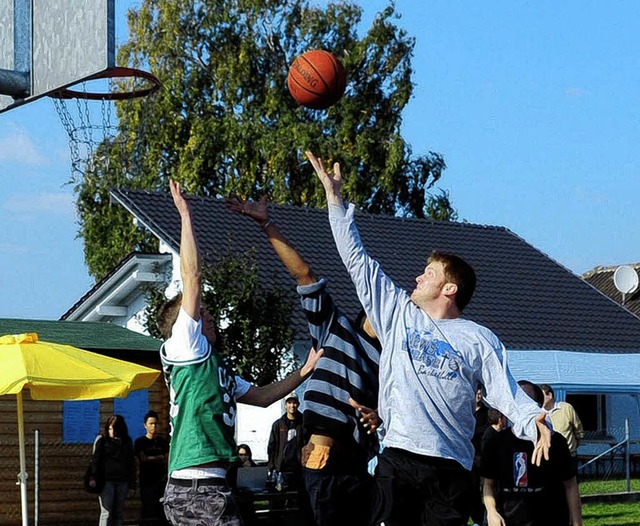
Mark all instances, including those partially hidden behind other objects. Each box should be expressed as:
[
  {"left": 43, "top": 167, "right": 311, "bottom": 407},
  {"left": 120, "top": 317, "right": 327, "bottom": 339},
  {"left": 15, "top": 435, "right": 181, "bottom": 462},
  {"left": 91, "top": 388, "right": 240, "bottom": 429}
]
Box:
[
  {"left": 532, "top": 411, "right": 551, "bottom": 466},
  {"left": 169, "top": 179, "right": 191, "bottom": 216},
  {"left": 305, "top": 151, "right": 343, "bottom": 206},
  {"left": 225, "top": 195, "right": 269, "bottom": 226},
  {"left": 348, "top": 397, "right": 382, "bottom": 434},
  {"left": 300, "top": 346, "right": 324, "bottom": 378}
]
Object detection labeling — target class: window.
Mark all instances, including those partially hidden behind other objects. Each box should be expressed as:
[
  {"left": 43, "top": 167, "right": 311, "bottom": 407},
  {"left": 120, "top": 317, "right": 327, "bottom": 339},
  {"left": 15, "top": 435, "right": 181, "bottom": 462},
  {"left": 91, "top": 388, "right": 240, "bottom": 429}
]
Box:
[{"left": 566, "top": 393, "right": 608, "bottom": 440}]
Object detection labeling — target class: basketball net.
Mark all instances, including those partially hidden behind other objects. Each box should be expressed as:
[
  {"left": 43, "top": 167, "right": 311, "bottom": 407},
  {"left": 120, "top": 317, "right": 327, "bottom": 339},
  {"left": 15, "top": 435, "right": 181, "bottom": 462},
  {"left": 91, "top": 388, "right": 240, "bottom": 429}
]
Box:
[{"left": 50, "top": 67, "right": 160, "bottom": 182}]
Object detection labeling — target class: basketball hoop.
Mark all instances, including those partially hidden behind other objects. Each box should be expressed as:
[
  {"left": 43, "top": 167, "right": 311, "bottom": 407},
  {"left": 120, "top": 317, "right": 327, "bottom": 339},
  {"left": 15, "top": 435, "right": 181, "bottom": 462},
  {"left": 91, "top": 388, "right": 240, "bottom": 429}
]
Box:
[
  {"left": 49, "top": 66, "right": 160, "bottom": 101},
  {"left": 50, "top": 66, "right": 161, "bottom": 182}
]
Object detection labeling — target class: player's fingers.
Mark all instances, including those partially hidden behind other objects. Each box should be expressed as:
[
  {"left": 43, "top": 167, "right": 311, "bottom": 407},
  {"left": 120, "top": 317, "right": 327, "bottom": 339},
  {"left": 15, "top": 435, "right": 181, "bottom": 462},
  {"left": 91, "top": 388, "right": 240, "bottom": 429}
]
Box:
[{"left": 333, "top": 162, "right": 341, "bottom": 181}]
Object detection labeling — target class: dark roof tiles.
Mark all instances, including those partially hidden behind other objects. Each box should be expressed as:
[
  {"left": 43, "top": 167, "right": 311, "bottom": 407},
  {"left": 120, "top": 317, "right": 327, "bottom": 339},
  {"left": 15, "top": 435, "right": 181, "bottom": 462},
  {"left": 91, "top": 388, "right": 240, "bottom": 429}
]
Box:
[{"left": 111, "top": 188, "right": 640, "bottom": 354}]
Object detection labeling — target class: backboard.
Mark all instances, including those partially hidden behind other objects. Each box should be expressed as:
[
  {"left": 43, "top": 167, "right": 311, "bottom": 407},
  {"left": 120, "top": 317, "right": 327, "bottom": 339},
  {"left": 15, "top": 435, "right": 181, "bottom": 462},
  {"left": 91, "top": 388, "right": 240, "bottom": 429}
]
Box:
[{"left": 0, "top": 0, "right": 115, "bottom": 114}]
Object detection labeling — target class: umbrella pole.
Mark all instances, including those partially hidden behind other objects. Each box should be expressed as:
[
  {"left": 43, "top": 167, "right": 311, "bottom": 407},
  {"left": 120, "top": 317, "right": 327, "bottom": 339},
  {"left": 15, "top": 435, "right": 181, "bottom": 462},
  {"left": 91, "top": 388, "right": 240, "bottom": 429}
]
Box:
[{"left": 16, "top": 391, "right": 29, "bottom": 526}]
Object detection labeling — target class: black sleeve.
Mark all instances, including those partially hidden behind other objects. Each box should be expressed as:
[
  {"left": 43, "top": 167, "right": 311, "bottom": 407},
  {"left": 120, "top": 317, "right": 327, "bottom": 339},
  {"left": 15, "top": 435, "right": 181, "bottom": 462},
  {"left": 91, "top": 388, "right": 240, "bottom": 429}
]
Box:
[
  {"left": 89, "top": 436, "right": 104, "bottom": 478},
  {"left": 267, "top": 421, "right": 278, "bottom": 471}
]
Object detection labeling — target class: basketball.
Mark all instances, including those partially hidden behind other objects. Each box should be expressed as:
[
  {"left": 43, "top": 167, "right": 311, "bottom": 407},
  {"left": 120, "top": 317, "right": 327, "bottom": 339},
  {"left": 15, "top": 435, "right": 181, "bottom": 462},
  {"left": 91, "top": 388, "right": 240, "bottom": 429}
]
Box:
[{"left": 287, "top": 50, "right": 346, "bottom": 110}]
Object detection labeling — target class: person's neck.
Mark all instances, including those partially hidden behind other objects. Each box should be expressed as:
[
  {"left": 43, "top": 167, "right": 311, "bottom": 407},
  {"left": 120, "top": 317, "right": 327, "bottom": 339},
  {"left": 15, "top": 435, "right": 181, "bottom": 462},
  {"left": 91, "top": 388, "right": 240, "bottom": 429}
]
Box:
[
  {"left": 286, "top": 412, "right": 297, "bottom": 420},
  {"left": 146, "top": 433, "right": 155, "bottom": 439},
  {"left": 419, "top": 300, "right": 461, "bottom": 320}
]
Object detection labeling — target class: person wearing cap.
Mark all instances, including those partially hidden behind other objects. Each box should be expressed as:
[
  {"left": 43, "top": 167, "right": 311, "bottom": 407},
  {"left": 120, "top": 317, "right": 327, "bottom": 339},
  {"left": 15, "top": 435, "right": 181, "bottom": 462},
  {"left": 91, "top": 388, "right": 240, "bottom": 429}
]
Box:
[
  {"left": 157, "top": 181, "right": 323, "bottom": 526},
  {"left": 267, "top": 393, "right": 304, "bottom": 490}
]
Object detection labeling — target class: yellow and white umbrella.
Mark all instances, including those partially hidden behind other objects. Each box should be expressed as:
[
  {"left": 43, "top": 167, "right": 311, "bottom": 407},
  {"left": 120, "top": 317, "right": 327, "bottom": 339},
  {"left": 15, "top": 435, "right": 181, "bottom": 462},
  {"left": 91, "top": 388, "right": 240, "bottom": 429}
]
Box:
[{"left": 0, "top": 333, "right": 160, "bottom": 526}]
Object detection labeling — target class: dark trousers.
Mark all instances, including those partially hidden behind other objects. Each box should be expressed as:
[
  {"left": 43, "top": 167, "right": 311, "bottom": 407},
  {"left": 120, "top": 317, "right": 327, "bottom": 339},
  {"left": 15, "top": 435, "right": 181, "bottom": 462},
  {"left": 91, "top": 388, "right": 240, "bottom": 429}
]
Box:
[
  {"left": 140, "top": 479, "right": 169, "bottom": 525},
  {"left": 304, "top": 467, "right": 372, "bottom": 526},
  {"left": 372, "top": 447, "right": 472, "bottom": 526}
]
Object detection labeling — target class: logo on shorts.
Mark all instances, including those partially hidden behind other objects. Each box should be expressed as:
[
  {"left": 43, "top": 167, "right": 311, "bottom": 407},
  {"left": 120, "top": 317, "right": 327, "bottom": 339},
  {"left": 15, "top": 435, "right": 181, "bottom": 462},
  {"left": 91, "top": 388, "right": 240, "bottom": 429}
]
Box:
[{"left": 513, "top": 452, "right": 528, "bottom": 487}]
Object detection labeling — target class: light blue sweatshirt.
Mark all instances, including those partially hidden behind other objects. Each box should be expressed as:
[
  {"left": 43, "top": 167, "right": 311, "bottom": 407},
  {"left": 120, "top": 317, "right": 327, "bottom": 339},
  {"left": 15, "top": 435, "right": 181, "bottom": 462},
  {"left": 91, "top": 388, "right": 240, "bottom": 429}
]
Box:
[{"left": 328, "top": 202, "right": 542, "bottom": 470}]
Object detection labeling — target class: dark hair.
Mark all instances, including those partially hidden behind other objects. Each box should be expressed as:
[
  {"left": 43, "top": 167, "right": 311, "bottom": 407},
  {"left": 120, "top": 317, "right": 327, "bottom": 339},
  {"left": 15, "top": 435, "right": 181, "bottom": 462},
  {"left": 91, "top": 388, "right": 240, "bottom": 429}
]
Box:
[
  {"left": 157, "top": 292, "right": 183, "bottom": 340},
  {"left": 237, "top": 444, "right": 252, "bottom": 457},
  {"left": 427, "top": 250, "right": 477, "bottom": 311},
  {"left": 104, "top": 414, "right": 129, "bottom": 439},
  {"left": 144, "top": 410, "right": 159, "bottom": 423},
  {"left": 540, "top": 384, "right": 554, "bottom": 397},
  {"left": 487, "top": 408, "right": 504, "bottom": 425},
  {"left": 517, "top": 380, "right": 544, "bottom": 408}
]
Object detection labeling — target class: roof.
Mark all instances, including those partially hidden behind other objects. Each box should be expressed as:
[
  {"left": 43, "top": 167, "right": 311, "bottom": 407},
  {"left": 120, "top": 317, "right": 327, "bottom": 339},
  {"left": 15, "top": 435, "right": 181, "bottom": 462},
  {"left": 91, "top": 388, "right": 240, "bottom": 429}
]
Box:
[
  {"left": 111, "top": 188, "right": 640, "bottom": 354},
  {"left": 0, "top": 318, "right": 162, "bottom": 352},
  {"left": 583, "top": 264, "right": 640, "bottom": 317},
  {"left": 61, "top": 252, "right": 173, "bottom": 321}
]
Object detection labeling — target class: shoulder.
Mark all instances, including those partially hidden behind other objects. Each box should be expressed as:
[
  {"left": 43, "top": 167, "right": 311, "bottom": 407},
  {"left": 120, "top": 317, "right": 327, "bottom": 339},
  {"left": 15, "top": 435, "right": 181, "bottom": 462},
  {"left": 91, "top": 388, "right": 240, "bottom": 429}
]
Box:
[{"left": 162, "top": 308, "right": 211, "bottom": 364}]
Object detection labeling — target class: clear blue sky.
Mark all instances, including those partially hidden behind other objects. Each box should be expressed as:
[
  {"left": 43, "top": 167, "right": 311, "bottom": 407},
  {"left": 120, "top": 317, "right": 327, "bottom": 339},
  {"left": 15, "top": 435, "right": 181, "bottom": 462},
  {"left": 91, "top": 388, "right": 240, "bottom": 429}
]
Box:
[{"left": 1, "top": 1, "right": 639, "bottom": 320}]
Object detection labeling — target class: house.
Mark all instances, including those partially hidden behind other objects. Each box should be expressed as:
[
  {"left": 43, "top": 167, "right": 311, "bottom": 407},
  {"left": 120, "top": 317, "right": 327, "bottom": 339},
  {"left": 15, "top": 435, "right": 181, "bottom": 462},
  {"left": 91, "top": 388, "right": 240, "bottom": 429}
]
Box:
[
  {"left": 62, "top": 188, "right": 640, "bottom": 463},
  {"left": 0, "top": 318, "right": 164, "bottom": 526}
]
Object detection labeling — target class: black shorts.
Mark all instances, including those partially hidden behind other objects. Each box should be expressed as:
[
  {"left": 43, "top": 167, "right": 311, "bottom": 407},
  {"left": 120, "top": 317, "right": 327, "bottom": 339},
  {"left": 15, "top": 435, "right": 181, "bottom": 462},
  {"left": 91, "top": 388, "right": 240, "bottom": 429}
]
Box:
[{"left": 372, "top": 447, "right": 472, "bottom": 526}]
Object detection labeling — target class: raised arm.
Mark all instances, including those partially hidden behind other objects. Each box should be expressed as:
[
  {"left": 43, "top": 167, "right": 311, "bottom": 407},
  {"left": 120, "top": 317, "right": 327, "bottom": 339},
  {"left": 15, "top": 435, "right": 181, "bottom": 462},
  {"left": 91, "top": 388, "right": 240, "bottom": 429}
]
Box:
[
  {"left": 170, "top": 179, "right": 201, "bottom": 320},
  {"left": 305, "top": 150, "right": 408, "bottom": 348},
  {"left": 226, "top": 196, "right": 316, "bottom": 286}
]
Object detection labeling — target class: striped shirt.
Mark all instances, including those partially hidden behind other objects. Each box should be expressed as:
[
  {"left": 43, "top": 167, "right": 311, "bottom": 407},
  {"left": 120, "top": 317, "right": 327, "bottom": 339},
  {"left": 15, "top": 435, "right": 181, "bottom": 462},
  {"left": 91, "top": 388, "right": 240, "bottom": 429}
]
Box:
[{"left": 298, "top": 278, "right": 380, "bottom": 461}]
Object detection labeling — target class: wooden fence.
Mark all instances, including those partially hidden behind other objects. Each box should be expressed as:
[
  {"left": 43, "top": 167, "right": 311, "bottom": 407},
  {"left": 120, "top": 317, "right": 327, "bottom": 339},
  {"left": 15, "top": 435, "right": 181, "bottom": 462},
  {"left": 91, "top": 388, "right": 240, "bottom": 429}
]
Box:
[{"left": 0, "top": 377, "right": 169, "bottom": 526}]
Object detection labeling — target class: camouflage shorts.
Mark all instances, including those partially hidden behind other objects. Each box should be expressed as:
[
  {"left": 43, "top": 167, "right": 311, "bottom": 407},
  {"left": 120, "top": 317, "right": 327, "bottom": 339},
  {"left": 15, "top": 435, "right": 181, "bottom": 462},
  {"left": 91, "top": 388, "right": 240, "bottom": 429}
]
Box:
[{"left": 163, "top": 479, "right": 243, "bottom": 526}]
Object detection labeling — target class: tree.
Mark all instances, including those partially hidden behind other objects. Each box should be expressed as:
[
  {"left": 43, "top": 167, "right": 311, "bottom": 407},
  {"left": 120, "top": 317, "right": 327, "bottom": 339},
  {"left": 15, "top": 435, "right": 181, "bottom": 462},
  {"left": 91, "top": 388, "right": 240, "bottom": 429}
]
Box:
[{"left": 78, "top": 0, "right": 454, "bottom": 279}]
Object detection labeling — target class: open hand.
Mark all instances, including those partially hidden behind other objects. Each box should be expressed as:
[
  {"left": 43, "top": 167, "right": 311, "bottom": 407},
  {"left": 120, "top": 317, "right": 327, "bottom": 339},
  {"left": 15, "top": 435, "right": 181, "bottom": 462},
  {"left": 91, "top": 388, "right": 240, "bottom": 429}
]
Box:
[
  {"left": 300, "top": 346, "right": 324, "bottom": 378},
  {"left": 225, "top": 195, "right": 269, "bottom": 226},
  {"left": 532, "top": 411, "right": 551, "bottom": 466},
  {"left": 169, "top": 179, "right": 191, "bottom": 217},
  {"left": 348, "top": 397, "right": 382, "bottom": 434},
  {"left": 305, "top": 151, "right": 343, "bottom": 206}
]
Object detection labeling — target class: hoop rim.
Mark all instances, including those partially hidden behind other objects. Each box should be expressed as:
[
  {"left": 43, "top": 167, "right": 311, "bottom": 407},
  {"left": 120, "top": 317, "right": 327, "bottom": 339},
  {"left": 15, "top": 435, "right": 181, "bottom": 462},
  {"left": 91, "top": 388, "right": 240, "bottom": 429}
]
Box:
[{"left": 48, "top": 66, "right": 160, "bottom": 101}]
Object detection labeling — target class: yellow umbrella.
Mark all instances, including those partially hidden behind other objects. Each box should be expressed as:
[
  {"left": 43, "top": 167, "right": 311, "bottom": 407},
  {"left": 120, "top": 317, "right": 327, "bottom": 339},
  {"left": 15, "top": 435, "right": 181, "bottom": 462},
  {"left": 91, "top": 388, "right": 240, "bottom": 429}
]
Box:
[{"left": 0, "top": 333, "right": 161, "bottom": 526}]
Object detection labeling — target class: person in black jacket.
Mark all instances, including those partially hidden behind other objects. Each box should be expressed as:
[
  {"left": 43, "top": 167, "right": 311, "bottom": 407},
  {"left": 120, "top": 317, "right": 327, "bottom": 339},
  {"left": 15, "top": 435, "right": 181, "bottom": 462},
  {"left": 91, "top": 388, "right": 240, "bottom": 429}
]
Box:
[
  {"left": 267, "top": 394, "right": 304, "bottom": 490},
  {"left": 89, "top": 415, "right": 136, "bottom": 526}
]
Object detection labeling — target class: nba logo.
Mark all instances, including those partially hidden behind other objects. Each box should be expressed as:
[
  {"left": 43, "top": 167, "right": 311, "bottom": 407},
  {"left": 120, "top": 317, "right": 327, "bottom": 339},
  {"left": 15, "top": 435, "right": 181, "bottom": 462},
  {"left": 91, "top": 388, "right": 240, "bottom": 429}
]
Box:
[{"left": 513, "top": 452, "right": 528, "bottom": 487}]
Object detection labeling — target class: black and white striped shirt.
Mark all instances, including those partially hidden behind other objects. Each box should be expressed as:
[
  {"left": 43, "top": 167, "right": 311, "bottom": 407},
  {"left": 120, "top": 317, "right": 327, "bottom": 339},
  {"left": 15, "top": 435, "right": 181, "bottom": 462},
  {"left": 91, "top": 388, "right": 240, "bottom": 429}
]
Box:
[{"left": 298, "top": 278, "right": 380, "bottom": 463}]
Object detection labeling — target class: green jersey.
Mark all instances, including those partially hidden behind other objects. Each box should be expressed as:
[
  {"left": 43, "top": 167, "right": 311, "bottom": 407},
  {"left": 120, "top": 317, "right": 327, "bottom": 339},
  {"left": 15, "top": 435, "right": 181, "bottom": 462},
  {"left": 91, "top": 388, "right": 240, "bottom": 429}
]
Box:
[{"left": 162, "top": 341, "right": 241, "bottom": 473}]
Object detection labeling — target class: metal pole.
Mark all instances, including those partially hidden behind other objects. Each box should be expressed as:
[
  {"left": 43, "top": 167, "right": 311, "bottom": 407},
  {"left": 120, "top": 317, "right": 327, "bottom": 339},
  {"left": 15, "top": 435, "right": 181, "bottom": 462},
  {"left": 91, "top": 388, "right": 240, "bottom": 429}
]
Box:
[
  {"left": 16, "top": 391, "right": 29, "bottom": 526},
  {"left": 34, "top": 429, "right": 39, "bottom": 526},
  {"left": 625, "top": 419, "right": 631, "bottom": 493}
]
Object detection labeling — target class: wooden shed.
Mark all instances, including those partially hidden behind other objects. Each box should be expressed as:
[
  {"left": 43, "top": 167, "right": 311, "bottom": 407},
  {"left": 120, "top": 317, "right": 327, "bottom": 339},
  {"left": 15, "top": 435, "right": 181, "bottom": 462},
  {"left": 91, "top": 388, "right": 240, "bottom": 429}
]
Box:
[{"left": 0, "top": 319, "right": 166, "bottom": 526}]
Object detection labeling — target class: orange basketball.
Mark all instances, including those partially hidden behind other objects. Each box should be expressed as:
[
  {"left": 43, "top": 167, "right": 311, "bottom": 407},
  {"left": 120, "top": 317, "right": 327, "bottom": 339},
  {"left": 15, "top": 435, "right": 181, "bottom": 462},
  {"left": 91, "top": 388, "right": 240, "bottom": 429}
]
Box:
[{"left": 287, "top": 50, "right": 346, "bottom": 110}]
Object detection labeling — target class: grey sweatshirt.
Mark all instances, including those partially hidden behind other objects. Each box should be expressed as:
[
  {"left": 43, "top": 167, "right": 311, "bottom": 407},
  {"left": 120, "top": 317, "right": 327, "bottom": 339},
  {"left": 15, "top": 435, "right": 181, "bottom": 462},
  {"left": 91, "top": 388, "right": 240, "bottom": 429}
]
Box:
[{"left": 328, "top": 202, "right": 542, "bottom": 470}]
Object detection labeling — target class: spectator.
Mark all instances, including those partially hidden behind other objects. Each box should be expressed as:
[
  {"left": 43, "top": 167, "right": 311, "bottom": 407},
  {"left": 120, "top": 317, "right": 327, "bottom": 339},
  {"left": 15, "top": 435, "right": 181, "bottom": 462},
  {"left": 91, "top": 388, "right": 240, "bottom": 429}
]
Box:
[
  {"left": 481, "top": 381, "right": 583, "bottom": 526},
  {"left": 134, "top": 410, "right": 169, "bottom": 526},
  {"left": 541, "top": 384, "right": 584, "bottom": 470},
  {"left": 267, "top": 394, "right": 304, "bottom": 490},
  {"left": 237, "top": 444, "right": 257, "bottom": 467},
  {"left": 88, "top": 415, "right": 136, "bottom": 526}
]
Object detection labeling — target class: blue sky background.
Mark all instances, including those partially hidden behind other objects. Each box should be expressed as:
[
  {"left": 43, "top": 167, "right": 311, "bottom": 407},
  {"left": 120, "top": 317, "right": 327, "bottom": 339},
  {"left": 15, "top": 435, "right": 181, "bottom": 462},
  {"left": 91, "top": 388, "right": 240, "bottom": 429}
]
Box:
[{"left": 1, "top": 0, "right": 640, "bottom": 320}]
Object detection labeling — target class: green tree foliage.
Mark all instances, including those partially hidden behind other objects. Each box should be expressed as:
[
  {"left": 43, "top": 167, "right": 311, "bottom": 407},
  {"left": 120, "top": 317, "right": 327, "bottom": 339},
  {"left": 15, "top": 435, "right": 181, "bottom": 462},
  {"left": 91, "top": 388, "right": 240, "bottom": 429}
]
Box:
[{"left": 78, "top": 0, "right": 455, "bottom": 279}]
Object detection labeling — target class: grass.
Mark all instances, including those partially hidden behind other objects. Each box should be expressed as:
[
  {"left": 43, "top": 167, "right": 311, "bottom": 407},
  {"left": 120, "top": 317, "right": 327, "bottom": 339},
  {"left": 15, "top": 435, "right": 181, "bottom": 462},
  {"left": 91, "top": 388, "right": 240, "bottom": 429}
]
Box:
[
  {"left": 583, "top": 502, "right": 640, "bottom": 526},
  {"left": 580, "top": 477, "right": 640, "bottom": 495},
  {"left": 467, "top": 479, "right": 640, "bottom": 525},
  {"left": 580, "top": 478, "right": 640, "bottom": 526}
]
